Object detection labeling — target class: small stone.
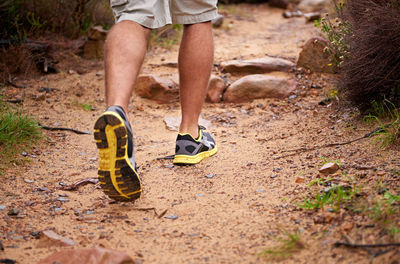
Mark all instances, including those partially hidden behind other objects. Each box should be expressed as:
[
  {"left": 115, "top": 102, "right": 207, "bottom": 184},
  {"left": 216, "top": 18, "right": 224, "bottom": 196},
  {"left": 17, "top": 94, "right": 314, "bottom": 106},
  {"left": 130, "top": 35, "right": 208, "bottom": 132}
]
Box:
[
  {"left": 206, "top": 75, "right": 226, "bottom": 103},
  {"left": 164, "top": 215, "right": 179, "bottom": 220},
  {"left": 270, "top": 174, "right": 278, "bottom": 179},
  {"left": 297, "top": 37, "right": 335, "bottom": 73},
  {"left": 319, "top": 162, "right": 340, "bottom": 174},
  {"left": 135, "top": 74, "right": 178, "bottom": 104},
  {"left": 205, "top": 173, "right": 214, "bottom": 179},
  {"left": 8, "top": 208, "right": 19, "bottom": 216},
  {"left": 281, "top": 203, "right": 288, "bottom": 208},
  {"left": 35, "top": 92, "right": 46, "bottom": 101},
  {"left": 0, "top": 205, "right": 6, "bottom": 210},
  {"left": 256, "top": 189, "right": 265, "bottom": 192},
  {"left": 295, "top": 177, "right": 305, "bottom": 184},
  {"left": 31, "top": 231, "right": 41, "bottom": 239},
  {"left": 21, "top": 151, "right": 28, "bottom": 157},
  {"left": 342, "top": 222, "right": 354, "bottom": 232},
  {"left": 38, "top": 230, "right": 77, "bottom": 247},
  {"left": 212, "top": 14, "right": 224, "bottom": 28},
  {"left": 196, "top": 194, "right": 205, "bottom": 197},
  {"left": 24, "top": 178, "right": 35, "bottom": 183},
  {"left": 56, "top": 197, "right": 69, "bottom": 202}
]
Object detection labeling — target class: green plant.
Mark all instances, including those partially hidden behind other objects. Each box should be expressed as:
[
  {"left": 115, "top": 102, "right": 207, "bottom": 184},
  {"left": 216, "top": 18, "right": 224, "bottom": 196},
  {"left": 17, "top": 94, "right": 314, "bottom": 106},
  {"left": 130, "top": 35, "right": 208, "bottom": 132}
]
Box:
[
  {"left": 298, "top": 185, "right": 358, "bottom": 212},
  {"left": 364, "top": 100, "right": 400, "bottom": 148},
  {"left": 149, "top": 24, "right": 183, "bottom": 49},
  {"left": 260, "top": 230, "right": 304, "bottom": 261},
  {"left": 81, "top": 103, "right": 93, "bottom": 111},
  {"left": 0, "top": 99, "right": 43, "bottom": 170},
  {"left": 307, "top": 177, "right": 334, "bottom": 187},
  {"left": 315, "top": 0, "right": 351, "bottom": 68},
  {"left": 319, "top": 156, "right": 342, "bottom": 167},
  {"left": 368, "top": 191, "right": 400, "bottom": 230}
]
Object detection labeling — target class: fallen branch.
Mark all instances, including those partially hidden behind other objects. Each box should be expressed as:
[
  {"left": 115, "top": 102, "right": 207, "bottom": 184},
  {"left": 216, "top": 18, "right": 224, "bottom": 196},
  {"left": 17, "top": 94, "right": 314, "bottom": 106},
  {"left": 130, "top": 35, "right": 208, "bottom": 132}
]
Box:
[
  {"left": 334, "top": 241, "right": 400, "bottom": 248},
  {"left": 59, "top": 178, "right": 99, "bottom": 191},
  {"left": 39, "top": 123, "right": 91, "bottom": 135},
  {"left": 6, "top": 99, "right": 23, "bottom": 104},
  {"left": 273, "top": 126, "right": 385, "bottom": 160},
  {"left": 7, "top": 75, "right": 26, "bottom": 88}
]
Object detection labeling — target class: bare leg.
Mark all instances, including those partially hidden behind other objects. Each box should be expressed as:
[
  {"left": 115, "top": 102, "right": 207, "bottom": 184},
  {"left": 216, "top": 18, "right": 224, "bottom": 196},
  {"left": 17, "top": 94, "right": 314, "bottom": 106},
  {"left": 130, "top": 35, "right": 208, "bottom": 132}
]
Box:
[
  {"left": 178, "top": 22, "right": 214, "bottom": 138},
  {"left": 105, "top": 21, "right": 151, "bottom": 113}
]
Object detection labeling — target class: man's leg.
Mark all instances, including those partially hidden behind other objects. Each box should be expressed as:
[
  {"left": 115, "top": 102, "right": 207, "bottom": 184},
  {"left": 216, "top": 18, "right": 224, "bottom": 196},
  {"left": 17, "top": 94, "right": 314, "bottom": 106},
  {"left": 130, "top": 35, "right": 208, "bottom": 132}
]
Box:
[
  {"left": 105, "top": 20, "right": 151, "bottom": 113},
  {"left": 178, "top": 21, "right": 214, "bottom": 138},
  {"left": 94, "top": 21, "right": 151, "bottom": 201}
]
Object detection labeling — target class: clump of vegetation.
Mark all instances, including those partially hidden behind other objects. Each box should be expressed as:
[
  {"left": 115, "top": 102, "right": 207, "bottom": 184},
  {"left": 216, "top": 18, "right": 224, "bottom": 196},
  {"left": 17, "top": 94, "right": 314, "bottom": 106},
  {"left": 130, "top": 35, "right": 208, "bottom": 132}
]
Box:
[
  {"left": 261, "top": 230, "right": 305, "bottom": 261},
  {"left": 320, "top": 0, "right": 400, "bottom": 110},
  {"left": 0, "top": 99, "right": 43, "bottom": 171}
]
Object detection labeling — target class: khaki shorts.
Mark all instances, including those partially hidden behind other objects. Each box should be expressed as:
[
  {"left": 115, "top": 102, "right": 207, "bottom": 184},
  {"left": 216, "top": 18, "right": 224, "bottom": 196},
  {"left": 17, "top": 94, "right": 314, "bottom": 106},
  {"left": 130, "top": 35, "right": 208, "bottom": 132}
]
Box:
[{"left": 110, "top": 0, "right": 218, "bottom": 29}]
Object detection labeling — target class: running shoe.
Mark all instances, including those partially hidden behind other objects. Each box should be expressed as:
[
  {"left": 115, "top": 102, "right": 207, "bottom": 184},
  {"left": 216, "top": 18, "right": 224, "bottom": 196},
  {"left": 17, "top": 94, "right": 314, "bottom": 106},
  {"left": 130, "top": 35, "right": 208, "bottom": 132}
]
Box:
[
  {"left": 93, "top": 105, "right": 141, "bottom": 201},
  {"left": 173, "top": 126, "right": 217, "bottom": 165}
]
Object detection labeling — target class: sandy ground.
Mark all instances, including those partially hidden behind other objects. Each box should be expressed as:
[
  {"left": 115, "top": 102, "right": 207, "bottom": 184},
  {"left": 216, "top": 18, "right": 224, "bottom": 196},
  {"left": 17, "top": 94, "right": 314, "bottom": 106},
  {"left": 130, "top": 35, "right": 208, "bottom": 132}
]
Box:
[{"left": 1, "top": 4, "right": 399, "bottom": 264}]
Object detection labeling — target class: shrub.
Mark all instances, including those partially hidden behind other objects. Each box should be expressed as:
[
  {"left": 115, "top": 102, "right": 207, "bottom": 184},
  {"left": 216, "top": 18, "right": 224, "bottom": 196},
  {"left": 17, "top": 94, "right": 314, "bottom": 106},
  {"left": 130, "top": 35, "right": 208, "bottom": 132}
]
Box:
[{"left": 339, "top": 0, "right": 400, "bottom": 110}]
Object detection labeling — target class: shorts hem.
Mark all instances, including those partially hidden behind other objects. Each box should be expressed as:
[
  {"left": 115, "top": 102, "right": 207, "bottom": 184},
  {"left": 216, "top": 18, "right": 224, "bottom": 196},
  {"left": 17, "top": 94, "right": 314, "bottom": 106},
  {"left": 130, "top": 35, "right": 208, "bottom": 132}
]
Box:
[
  {"left": 117, "top": 14, "right": 171, "bottom": 29},
  {"left": 172, "top": 9, "right": 218, "bottom": 25}
]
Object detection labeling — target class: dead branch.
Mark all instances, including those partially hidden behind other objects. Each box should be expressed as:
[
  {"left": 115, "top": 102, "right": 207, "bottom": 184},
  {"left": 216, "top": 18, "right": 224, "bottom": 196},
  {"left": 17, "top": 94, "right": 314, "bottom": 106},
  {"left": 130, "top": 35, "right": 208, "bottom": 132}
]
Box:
[
  {"left": 59, "top": 178, "right": 99, "bottom": 191},
  {"left": 334, "top": 241, "right": 400, "bottom": 248},
  {"left": 39, "top": 123, "right": 91, "bottom": 135},
  {"left": 273, "top": 126, "right": 385, "bottom": 160}
]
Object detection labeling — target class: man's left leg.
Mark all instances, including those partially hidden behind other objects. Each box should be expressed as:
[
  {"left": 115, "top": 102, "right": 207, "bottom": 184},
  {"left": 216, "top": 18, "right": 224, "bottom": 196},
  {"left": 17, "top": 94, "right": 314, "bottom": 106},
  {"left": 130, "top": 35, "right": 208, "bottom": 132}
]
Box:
[{"left": 173, "top": 21, "right": 218, "bottom": 164}]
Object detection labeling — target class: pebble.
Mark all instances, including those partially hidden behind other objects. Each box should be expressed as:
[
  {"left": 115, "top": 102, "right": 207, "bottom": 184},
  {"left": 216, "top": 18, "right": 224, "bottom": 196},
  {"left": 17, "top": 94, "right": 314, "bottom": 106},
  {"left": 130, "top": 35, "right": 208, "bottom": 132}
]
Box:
[
  {"left": 281, "top": 203, "right": 288, "bottom": 208},
  {"left": 56, "top": 197, "right": 69, "bottom": 202},
  {"left": 164, "top": 214, "right": 179, "bottom": 220},
  {"left": 30, "top": 231, "right": 41, "bottom": 239},
  {"left": 8, "top": 208, "right": 19, "bottom": 216},
  {"left": 196, "top": 194, "right": 205, "bottom": 197},
  {"left": 205, "top": 173, "right": 214, "bottom": 179},
  {"left": 24, "top": 178, "right": 35, "bottom": 183},
  {"left": 0, "top": 205, "right": 6, "bottom": 210},
  {"left": 21, "top": 151, "right": 28, "bottom": 157},
  {"left": 256, "top": 189, "right": 265, "bottom": 192},
  {"left": 270, "top": 174, "right": 278, "bottom": 179}
]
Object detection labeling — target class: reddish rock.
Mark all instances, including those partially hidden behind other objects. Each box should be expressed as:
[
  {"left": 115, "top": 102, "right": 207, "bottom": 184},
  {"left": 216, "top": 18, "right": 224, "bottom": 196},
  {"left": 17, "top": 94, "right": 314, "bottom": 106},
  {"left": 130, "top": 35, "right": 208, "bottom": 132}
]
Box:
[
  {"left": 207, "top": 75, "right": 226, "bottom": 103},
  {"left": 297, "top": 37, "right": 335, "bottom": 73},
  {"left": 37, "top": 247, "right": 136, "bottom": 264},
  {"left": 223, "top": 74, "right": 296, "bottom": 103},
  {"left": 319, "top": 162, "right": 340, "bottom": 174},
  {"left": 221, "top": 57, "right": 294, "bottom": 75},
  {"left": 134, "top": 74, "right": 179, "bottom": 104}
]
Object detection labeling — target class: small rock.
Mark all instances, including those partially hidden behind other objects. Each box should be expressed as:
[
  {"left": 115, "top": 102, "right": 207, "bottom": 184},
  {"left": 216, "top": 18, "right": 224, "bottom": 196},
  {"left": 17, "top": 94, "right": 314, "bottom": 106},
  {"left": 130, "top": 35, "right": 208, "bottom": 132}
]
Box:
[
  {"left": 35, "top": 92, "right": 46, "bottom": 101},
  {"left": 297, "top": 37, "right": 335, "bottom": 73},
  {"left": 0, "top": 205, "right": 6, "bottom": 210},
  {"left": 270, "top": 174, "right": 278, "bottom": 179},
  {"left": 283, "top": 10, "right": 303, "bottom": 18},
  {"left": 164, "top": 215, "right": 179, "bottom": 220},
  {"left": 256, "top": 189, "right": 265, "bottom": 192},
  {"left": 134, "top": 74, "right": 178, "bottom": 104},
  {"left": 295, "top": 177, "right": 305, "bottom": 184},
  {"left": 31, "top": 231, "right": 41, "bottom": 239},
  {"left": 221, "top": 57, "right": 294, "bottom": 75},
  {"left": 319, "top": 162, "right": 340, "bottom": 174},
  {"left": 212, "top": 14, "right": 224, "bottom": 28},
  {"left": 38, "top": 230, "right": 77, "bottom": 248},
  {"left": 7, "top": 208, "right": 19, "bottom": 216},
  {"left": 24, "top": 178, "right": 35, "bottom": 183},
  {"left": 223, "top": 74, "right": 296, "bottom": 102},
  {"left": 342, "top": 222, "right": 354, "bottom": 232},
  {"left": 56, "top": 197, "right": 69, "bottom": 202},
  {"left": 206, "top": 75, "right": 226, "bottom": 103},
  {"left": 205, "top": 173, "right": 214, "bottom": 179},
  {"left": 21, "top": 151, "right": 28, "bottom": 157},
  {"left": 298, "top": 0, "right": 330, "bottom": 12},
  {"left": 304, "top": 12, "right": 321, "bottom": 22}
]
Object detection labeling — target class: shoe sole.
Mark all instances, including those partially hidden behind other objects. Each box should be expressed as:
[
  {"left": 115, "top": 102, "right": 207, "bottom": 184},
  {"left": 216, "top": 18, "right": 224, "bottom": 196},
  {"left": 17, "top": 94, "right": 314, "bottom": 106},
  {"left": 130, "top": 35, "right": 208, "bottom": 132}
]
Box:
[
  {"left": 173, "top": 145, "right": 218, "bottom": 165},
  {"left": 94, "top": 111, "right": 142, "bottom": 202}
]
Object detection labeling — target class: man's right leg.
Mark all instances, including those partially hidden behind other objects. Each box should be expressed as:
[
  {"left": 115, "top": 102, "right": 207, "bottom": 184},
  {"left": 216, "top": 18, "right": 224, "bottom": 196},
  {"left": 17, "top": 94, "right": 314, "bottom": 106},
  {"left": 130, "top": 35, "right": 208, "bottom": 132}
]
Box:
[
  {"left": 105, "top": 21, "right": 151, "bottom": 113},
  {"left": 94, "top": 21, "right": 151, "bottom": 201}
]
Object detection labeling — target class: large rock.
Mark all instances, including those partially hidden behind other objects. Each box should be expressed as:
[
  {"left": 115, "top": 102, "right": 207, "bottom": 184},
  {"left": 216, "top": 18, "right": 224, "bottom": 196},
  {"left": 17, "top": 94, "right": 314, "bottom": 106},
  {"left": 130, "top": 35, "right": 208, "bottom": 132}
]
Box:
[
  {"left": 37, "top": 247, "right": 136, "bottom": 264},
  {"left": 221, "top": 57, "right": 294, "bottom": 75},
  {"left": 297, "top": 37, "right": 335, "bottom": 73},
  {"left": 134, "top": 74, "right": 179, "bottom": 104},
  {"left": 84, "top": 26, "right": 108, "bottom": 59},
  {"left": 298, "top": 0, "right": 330, "bottom": 13},
  {"left": 207, "top": 75, "right": 226, "bottom": 103},
  {"left": 223, "top": 74, "right": 296, "bottom": 102}
]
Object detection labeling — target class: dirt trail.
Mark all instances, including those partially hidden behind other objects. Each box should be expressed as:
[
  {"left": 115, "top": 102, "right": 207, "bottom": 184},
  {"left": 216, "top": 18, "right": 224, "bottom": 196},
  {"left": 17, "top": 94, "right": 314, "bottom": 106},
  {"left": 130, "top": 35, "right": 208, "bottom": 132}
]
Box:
[{"left": 1, "top": 4, "right": 399, "bottom": 264}]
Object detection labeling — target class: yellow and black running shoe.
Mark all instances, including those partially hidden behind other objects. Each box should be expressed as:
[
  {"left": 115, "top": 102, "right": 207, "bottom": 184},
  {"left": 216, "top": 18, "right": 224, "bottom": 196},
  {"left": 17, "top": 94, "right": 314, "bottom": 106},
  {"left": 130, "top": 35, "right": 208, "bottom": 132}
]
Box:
[
  {"left": 173, "top": 126, "right": 218, "bottom": 165},
  {"left": 93, "top": 106, "right": 141, "bottom": 201}
]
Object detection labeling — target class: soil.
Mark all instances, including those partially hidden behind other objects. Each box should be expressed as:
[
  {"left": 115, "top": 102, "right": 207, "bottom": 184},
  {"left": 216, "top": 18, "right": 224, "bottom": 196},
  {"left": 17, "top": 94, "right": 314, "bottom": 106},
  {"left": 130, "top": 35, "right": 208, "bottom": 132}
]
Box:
[{"left": 1, "top": 4, "right": 399, "bottom": 264}]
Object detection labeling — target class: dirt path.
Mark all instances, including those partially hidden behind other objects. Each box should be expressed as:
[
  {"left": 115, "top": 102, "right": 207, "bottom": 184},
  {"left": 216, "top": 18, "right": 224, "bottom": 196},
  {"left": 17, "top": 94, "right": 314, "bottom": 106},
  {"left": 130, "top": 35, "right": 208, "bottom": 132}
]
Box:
[{"left": 1, "top": 4, "right": 399, "bottom": 264}]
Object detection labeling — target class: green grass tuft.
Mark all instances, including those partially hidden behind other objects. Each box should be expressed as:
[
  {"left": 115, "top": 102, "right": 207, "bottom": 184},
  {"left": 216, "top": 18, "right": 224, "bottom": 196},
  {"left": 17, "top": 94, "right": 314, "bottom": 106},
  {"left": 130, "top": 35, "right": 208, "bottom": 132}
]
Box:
[
  {"left": 0, "top": 99, "right": 42, "bottom": 170},
  {"left": 260, "top": 230, "right": 304, "bottom": 261}
]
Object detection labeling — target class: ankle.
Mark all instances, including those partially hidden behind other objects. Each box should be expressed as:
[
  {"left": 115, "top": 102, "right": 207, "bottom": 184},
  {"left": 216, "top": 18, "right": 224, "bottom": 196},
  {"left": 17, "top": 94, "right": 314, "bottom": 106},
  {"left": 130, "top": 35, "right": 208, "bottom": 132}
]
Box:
[{"left": 179, "top": 124, "right": 199, "bottom": 139}]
